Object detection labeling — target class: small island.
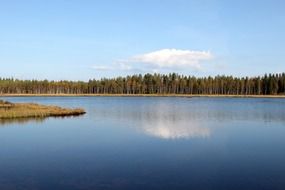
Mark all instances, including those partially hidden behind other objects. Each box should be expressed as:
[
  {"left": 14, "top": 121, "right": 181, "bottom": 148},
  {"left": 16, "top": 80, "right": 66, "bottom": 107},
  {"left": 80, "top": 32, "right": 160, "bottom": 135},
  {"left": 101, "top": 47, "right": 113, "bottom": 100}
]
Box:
[{"left": 0, "top": 100, "right": 86, "bottom": 119}]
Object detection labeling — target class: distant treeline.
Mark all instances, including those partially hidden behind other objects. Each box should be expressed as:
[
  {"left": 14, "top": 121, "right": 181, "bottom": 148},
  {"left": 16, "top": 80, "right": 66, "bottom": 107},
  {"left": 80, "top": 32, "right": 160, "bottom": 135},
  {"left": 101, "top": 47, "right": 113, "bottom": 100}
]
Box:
[{"left": 0, "top": 73, "right": 285, "bottom": 95}]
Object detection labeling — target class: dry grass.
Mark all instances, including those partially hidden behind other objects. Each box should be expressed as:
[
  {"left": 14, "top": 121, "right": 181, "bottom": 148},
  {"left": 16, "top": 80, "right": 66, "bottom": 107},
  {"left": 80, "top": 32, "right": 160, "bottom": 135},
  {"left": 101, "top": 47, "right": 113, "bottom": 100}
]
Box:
[{"left": 0, "top": 101, "right": 85, "bottom": 119}]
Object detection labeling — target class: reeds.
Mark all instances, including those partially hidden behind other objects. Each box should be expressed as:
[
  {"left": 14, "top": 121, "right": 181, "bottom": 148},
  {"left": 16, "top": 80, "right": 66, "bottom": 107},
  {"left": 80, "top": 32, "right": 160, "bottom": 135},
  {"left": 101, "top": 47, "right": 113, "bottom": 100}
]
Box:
[{"left": 0, "top": 101, "right": 85, "bottom": 119}]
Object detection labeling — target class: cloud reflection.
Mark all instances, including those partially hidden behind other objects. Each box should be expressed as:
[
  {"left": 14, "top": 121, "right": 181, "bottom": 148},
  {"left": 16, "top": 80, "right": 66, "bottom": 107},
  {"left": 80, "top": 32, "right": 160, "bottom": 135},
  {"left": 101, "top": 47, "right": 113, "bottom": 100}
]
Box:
[
  {"left": 143, "top": 121, "right": 210, "bottom": 139},
  {"left": 92, "top": 102, "right": 211, "bottom": 140}
]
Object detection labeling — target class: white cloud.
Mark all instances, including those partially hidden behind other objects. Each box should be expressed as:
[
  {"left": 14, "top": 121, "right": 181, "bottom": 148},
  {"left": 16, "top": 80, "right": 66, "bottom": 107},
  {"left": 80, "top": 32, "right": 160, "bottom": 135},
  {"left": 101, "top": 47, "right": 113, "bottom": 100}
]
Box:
[
  {"left": 91, "top": 49, "right": 214, "bottom": 73},
  {"left": 91, "top": 65, "right": 113, "bottom": 71},
  {"left": 131, "top": 49, "right": 213, "bottom": 70},
  {"left": 91, "top": 63, "right": 134, "bottom": 72}
]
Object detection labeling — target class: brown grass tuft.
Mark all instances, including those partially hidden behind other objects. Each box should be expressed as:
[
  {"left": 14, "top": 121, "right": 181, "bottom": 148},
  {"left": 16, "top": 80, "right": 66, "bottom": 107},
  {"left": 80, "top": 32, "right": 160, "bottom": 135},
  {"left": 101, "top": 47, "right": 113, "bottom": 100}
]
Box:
[{"left": 0, "top": 102, "right": 86, "bottom": 119}]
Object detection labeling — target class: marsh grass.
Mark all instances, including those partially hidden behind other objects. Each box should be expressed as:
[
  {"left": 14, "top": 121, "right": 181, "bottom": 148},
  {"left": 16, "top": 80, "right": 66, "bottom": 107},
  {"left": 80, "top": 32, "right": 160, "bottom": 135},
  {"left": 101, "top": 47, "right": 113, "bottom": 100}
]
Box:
[{"left": 0, "top": 100, "right": 85, "bottom": 119}]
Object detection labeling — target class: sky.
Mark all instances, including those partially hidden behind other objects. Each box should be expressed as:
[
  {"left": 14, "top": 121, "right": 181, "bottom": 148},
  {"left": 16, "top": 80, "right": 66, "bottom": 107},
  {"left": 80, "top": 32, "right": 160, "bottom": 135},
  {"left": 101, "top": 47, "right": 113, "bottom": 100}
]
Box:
[{"left": 0, "top": 0, "right": 285, "bottom": 81}]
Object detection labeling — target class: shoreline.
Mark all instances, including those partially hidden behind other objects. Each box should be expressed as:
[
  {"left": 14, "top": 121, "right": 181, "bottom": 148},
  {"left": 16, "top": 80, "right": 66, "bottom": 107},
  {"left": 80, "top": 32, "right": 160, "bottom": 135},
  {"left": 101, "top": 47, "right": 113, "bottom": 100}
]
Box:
[{"left": 1, "top": 94, "right": 285, "bottom": 98}]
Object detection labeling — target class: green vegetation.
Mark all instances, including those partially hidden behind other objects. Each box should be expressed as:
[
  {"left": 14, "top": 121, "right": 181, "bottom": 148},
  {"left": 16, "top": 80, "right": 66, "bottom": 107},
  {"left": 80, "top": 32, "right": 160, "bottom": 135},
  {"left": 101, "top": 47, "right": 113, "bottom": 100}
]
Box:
[
  {"left": 0, "top": 100, "right": 85, "bottom": 119},
  {"left": 0, "top": 73, "right": 285, "bottom": 95}
]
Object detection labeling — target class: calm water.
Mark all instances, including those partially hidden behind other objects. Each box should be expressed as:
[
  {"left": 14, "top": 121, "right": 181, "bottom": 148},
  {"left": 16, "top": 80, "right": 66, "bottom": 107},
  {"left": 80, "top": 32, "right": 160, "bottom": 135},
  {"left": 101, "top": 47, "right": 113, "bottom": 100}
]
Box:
[{"left": 1, "top": 97, "right": 285, "bottom": 190}]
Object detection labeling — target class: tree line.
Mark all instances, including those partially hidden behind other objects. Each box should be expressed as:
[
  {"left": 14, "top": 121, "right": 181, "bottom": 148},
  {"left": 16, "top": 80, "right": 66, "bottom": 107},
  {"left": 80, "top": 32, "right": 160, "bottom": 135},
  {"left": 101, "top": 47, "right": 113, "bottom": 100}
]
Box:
[{"left": 0, "top": 73, "right": 285, "bottom": 95}]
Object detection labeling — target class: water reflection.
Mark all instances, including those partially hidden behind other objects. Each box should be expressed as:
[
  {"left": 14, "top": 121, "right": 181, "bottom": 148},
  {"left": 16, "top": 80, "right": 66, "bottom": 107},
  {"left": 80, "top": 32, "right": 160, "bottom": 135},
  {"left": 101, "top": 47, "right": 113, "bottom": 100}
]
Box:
[
  {"left": 1, "top": 97, "right": 285, "bottom": 190},
  {"left": 92, "top": 102, "right": 285, "bottom": 123},
  {"left": 0, "top": 115, "right": 85, "bottom": 126},
  {"left": 143, "top": 121, "right": 210, "bottom": 139},
  {"left": 92, "top": 102, "right": 211, "bottom": 139},
  {"left": 0, "top": 117, "right": 45, "bottom": 125},
  {"left": 91, "top": 98, "right": 285, "bottom": 139}
]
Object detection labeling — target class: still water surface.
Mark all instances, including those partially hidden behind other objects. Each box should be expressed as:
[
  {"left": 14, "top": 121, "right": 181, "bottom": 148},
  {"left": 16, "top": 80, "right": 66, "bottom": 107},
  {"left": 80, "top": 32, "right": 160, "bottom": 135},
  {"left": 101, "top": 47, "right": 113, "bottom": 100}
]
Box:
[{"left": 1, "top": 97, "right": 285, "bottom": 190}]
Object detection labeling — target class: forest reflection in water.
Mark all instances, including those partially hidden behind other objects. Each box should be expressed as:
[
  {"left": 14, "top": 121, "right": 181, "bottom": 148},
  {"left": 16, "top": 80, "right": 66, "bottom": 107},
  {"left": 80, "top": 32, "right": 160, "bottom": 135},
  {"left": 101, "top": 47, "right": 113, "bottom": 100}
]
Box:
[
  {"left": 91, "top": 99, "right": 285, "bottom": 140},
  {"left": 2, "top": 97, "right": 285, "bottom": 140}
]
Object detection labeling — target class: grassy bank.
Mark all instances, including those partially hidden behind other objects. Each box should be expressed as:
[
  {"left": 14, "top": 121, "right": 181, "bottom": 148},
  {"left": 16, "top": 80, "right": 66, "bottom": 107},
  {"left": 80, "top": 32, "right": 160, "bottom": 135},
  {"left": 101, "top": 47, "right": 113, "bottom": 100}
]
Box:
[
  {"left": 0, "top": 100, "right": 85, "bottom": 119},
  {"left": 0, "top": 94, "right": 285, "bottom": 98}
]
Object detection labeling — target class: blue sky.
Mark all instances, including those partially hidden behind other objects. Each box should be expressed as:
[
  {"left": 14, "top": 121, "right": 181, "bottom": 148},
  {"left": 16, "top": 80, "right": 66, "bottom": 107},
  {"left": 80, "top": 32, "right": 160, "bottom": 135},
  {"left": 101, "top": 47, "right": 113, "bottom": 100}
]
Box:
[{"left": 0, "top": 0, "right": 284, "bottom": 81}]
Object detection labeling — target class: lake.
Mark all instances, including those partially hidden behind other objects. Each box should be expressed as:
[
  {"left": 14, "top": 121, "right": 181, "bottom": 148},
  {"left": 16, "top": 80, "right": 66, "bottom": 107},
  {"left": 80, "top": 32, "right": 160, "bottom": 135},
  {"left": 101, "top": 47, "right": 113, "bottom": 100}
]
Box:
[{"left": 1, "top": 97, "right": 285, "bottom": 190}]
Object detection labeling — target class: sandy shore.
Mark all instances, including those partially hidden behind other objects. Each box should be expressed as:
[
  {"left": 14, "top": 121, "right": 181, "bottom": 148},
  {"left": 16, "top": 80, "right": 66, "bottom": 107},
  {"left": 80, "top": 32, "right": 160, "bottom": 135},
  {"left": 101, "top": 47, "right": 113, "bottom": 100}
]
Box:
[{"left": 1, "top": 94, "right": 285, "bottom": 98}]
